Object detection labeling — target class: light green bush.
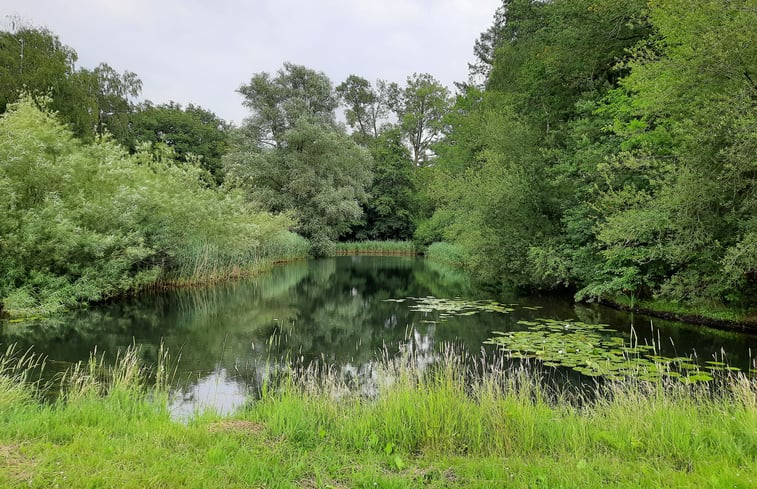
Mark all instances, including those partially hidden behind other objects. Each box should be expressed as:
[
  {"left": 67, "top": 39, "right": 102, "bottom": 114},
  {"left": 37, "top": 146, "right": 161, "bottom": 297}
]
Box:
[{"left": 0, "top": 98, "right": 306, "bottom": 317}]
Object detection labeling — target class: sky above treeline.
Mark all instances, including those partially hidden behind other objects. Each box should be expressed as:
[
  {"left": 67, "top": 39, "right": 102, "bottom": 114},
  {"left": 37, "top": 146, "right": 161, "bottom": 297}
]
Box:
[{"left": 4, "top": 0, "right": 500, "bottom": 124}]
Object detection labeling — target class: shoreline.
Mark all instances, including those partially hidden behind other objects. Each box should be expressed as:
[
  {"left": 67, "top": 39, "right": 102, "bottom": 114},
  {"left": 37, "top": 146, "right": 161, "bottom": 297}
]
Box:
[
  {"left": 4, "top": 249, "right": 755, "bottom": 335},
  {"left": 597, "top": 299, "right": 757, "bottom": 334}
]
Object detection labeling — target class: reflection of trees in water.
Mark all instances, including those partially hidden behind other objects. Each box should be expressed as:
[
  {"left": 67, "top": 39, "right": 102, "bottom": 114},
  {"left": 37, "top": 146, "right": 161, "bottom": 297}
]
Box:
[
  {"left": 413, "top": 259, "right": 475, "bottom": 298},
  {"left": 268, "top": 256, "right": 421, "bottom": 365},
  {"left": 3, "top": 256, "right": 754, "bottom": 409},
  {"left": 0, "top": 256, "right": 457, "bottom": 385}
]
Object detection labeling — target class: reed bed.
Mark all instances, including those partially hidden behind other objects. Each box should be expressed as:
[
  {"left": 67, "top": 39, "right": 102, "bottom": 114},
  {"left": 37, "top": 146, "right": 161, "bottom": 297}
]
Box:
[
  {"left": 150, "top": 232, "right": 311, "bottom": 289},
  {"left": 332, "top": 241, "right": 417, "bottom": 256},
  {"left": 424, "top": 241, "right": 469, "bottom": 268}
]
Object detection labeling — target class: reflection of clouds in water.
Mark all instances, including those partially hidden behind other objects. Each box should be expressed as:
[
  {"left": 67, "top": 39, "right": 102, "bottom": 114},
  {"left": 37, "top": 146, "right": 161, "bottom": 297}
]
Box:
[
  {"left": 170, "top": 366, "right": 252, "bottom": 421},
  {"left": 402, "top": 327, "right": 438, "bottom": 371},
  {"left": 169, "top": 328, "right": 440, "bottom": 417},
  {"left": 384, "top": 314, "right": 398, "bottom": 328},
  {"left": 342, "top": 327, "right": 438, "bottom": 397}
]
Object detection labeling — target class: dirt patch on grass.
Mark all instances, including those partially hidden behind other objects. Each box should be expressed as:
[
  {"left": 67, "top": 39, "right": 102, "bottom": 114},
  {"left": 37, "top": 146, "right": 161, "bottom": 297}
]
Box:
[
  {"left": 297, "top": 476, "right": 346, "bottom": 489},
  {"left": 206, "top": 420, "right": 265, "bottom": 435},
  {"left": 0, "top": 443, "right": 35, "bottom": 483}
]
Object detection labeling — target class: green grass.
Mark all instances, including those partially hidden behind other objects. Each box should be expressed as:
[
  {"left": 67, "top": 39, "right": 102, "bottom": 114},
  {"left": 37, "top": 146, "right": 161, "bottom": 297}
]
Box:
[
  {"left": 166, "top": 232, "right": 311, "bottom": 286},
  {"left": 424, "top": 242, "right": 469, "bottom": 268},
  {"left": 1, "top": 345, "right": 755, "bottom": 488},
  {"left": 333, "top": 241, "right": 416, "bottom": 255}
]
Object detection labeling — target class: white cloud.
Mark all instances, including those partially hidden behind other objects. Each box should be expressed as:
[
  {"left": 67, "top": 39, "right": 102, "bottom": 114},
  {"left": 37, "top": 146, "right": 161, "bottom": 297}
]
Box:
[{"left": 3, "top": 0, "right": 500, "bottom": 124}]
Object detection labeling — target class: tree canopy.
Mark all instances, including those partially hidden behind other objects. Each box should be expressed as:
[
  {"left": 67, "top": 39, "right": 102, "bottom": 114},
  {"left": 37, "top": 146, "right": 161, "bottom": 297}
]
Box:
[
  {"left": 422, "top": 0, "right": 756, "bottom": 311},
  {"left": 226, "top": 64, "right": 373, "bottom": 253}
]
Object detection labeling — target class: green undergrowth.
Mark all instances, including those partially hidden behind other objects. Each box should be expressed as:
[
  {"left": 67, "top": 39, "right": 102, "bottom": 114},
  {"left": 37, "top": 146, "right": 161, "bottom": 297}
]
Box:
[
  {"left": 424, "top": 242, "right": 469, "bottom": 268},
  {"left": 1, "top": 345, "right": 755, "bottom": 488},
  {"left": 333, "top": 241, "right": 416, "bottom": 255}
]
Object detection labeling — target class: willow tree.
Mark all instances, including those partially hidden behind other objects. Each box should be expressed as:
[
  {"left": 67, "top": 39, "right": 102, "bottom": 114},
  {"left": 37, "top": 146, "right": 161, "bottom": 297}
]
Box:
[{"left": 225, "top": 63, "right": 372, "bottom": 253}]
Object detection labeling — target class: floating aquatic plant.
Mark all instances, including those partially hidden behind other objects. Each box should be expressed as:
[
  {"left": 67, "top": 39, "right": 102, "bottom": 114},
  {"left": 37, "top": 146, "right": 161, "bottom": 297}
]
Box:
[
  {"left": 383, "top": 296, "right": 520, "bottom": 321},
  {"left": 486, "top": 319, "right": 737, "bottom": 383}
]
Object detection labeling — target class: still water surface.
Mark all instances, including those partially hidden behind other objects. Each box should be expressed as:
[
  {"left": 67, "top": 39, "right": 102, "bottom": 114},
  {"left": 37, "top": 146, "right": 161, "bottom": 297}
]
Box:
[{"left": 1, "top": 256, "right": 755, "bottom": 416}]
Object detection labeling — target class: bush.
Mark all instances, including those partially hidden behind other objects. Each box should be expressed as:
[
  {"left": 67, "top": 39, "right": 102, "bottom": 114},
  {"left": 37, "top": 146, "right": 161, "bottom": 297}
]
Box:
[{"left": 0, "top": 98, "right": 305, "bottom": 317}]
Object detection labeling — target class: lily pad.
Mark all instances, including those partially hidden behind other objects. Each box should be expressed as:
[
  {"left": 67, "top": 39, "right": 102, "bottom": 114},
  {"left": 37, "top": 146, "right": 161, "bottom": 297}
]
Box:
[{"left": 486, "top": 318, "right": 741, "bottom": 383}]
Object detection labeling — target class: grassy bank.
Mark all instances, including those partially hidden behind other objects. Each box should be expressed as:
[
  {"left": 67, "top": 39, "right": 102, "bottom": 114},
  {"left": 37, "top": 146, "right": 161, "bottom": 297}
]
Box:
[
  {"left": 333, "top": 241, "right": 416, "bottom": 256},
  {"left": 1, "top": 346, "right": 755, "bottom": 488}
]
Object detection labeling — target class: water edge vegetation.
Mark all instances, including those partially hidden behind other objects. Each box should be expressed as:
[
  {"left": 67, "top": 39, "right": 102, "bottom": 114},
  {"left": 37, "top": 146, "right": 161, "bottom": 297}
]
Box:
[{"left": 0, "top": 344, "right": 755, "bottom": 488}]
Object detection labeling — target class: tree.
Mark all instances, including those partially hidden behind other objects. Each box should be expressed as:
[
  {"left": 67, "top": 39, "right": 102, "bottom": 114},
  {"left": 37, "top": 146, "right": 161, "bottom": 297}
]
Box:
[
  {"left": 0, "top": 23, "right": 99, "bottom": 139},
  {"left": 0, "top": 24, "right": 75, "bottom": 110},
  {"left": 385, "top": 73, "right": 452, "bottom": 167},
  {"left": 225, "top": 119, "right": 372, "bottom": 250},
  {"left": 237, "top": 62, "right": 337, "bottom": 148},
  {"left": 468, "top": 1, "right": 510, "bottom": 85},
  {"left": 129, "top": 101, "right": 229, "bottom": 183},
  {"left": 350, "top": 128, "right": 417, "bottom": 240},
  {"left": 336, "top": 75, "right": 388, "bottom": 142},
  {"left": 582, "top": 0, "right": 757, "bottom": 306},
  {"left": 227, "top": 63, "right": 373, "bottom": 252},
  {"left": 424, "top": 0, "right": 651, "bottom": 294},
  {"left": 91, "top": 62, "right": 141, "bottom": 143},
  {"left": 0, "top": 23, "right": 143, "bottom": 142}
]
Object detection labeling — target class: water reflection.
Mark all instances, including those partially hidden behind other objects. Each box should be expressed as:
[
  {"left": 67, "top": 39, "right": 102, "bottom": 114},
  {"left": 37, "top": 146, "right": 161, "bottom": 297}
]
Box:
[
  {"left": 171, "top": 368, "right": 250, "bottom": 419},
  {"left": 1, "top": 256, "right": 755, "bottom": 414}
]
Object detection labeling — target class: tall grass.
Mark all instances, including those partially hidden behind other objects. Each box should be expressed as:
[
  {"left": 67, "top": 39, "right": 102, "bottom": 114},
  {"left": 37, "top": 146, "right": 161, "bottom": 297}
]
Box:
[
  {"left": 0, "top": 345, "right": 42, "bottom": 408},
  {"left": 333, "top": 241, "right": 416, "bottom": 255},
  {"left": 167, "top": 232, "right": 310, "bottom": 286},
  {"left": 425, "top": 241, "right": 468, "bottom": 268},
  {"left": 1, "top": 344, "right": 755, "bottom": 487},
  {"left": 253, "top": 347, "right": 757, "bottom": 460}
]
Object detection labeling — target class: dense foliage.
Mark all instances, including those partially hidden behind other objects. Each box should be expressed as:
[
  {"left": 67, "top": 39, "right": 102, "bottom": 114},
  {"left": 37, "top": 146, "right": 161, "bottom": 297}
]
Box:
[
  {"left": 0, "top": 98, "right": 300, "bottom": 317},
  {"left": 424, "top": 0, "right": 756, "bottom": 312},
  {"left": 224, "top": 63, "right": 373, "bottom": 253},
  {"left": 1, "top": 1, "right": 754, "bottom": 318},
  {"left": 0, "top": 22, "right": 228, "bottom": 171},
  {"left": 128, "top": 102, "right": 230, "bottom": 183}
]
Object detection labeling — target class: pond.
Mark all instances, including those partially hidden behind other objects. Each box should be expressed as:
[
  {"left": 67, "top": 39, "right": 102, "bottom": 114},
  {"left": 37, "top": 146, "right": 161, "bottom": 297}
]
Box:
[{"left": 1, "top": 256, "right": 755, "bottom": 416}]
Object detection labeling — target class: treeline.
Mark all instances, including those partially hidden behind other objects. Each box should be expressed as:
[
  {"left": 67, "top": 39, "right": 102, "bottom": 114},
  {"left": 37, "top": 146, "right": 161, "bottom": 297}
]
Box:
[
  {"left": 0, "top": 22, "right": 229, "bottom": 181},
  {"left": 422, "top": 0, "right": 756, "bottom": 312},
  {"left": 0, "top": 21, "right": 445, "bottom": 316},
  {"left": 224, "top": 65, "right": 453, "bottom": 251},
  {"left": 1, "top": 0, "right": 755, "bottom": 317}
]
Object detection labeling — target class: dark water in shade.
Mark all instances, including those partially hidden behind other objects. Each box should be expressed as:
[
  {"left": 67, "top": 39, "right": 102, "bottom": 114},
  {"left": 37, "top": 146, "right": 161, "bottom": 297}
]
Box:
[{"left": 1, "top": 256, "right": 755, "bottom": 416}]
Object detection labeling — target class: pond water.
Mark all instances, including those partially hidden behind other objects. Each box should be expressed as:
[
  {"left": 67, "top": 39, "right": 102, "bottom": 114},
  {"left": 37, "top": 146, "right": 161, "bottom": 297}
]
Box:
[{"left": 1, "top": 256, "right": 755, "bottom": 416}]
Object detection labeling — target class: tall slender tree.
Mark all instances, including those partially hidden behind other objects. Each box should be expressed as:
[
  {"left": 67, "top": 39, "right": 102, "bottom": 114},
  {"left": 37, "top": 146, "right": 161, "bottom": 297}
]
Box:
[{"left": 385, "top": 73, "right": 451, "bottom": 167}]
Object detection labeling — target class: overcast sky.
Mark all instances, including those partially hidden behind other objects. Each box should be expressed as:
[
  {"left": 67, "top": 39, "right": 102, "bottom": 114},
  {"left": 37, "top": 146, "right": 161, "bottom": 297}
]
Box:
[{"left": 4, "top": 0, "right": 500, "bottom": 124}]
